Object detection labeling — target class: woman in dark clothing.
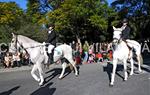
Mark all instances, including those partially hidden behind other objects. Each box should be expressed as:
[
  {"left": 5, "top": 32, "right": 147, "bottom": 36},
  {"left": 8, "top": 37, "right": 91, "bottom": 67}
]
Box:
[
  {"left": 121, "top": 18, "right": 131, "bottom": 41},
  {"left": 46, "top": 25, "right": 56, "bottom": 47},
  {"left": 46, "top": 24, "right": 56, "bottom": 64}
]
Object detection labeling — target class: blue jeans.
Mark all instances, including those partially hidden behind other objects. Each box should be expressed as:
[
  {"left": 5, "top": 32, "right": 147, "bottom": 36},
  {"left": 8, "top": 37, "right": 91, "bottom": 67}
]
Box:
[{"left": 83, "top": 52, "right": 88, "bottom": 62}]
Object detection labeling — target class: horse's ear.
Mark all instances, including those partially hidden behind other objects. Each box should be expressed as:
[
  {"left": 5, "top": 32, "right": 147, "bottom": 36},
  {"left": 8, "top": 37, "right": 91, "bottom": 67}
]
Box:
[
  {"left": 12, "top": 32, "right": 15, "bottom": 37},
  {"left": 121, "top": 26, "right": 125, "bottom": 30},
  {"left": 113, "top": 26, "right": 116, "bottom": 30}
]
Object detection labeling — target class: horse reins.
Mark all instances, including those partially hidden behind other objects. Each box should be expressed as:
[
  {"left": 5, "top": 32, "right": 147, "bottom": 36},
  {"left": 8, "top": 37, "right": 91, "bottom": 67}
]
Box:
[{"left": 15, "top": 35, "right": 44, "bottom": 54}]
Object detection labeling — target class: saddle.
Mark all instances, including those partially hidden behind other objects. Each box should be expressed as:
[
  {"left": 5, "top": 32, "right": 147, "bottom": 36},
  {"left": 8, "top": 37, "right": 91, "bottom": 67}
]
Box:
[{"left": 54, "top": 48, "right": 63, "bottom": 57}]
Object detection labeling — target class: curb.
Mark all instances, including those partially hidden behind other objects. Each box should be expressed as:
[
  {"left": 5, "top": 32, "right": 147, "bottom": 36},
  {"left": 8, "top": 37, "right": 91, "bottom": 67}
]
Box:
[{"left": 0, "top": 66, "right": 32, "bottom": 73}]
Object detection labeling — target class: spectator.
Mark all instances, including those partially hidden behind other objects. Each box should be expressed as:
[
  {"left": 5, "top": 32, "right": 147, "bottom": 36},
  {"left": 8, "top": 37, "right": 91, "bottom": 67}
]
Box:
[
  {"left": 4, "top": 52, "right": 13, "bottom": 68},
  {"left": 71, "top": 41, "right": 76, "bottom": 58},
  {"left": 83, "top": 41, "right": 89, "bottom": 64},
  {"left": 12, "top": 52, "right": 21, "bottom": 67},
  {"left": 22, "top": 52, "right": 30, "bottom": 65},
  {"left": 95, "top": 52, "right": 103, "bottom": 63},
  {"left": 107, "top": 50, "right": 113, "bottom": 62},
  {"left": 71, "top": 41, "right": 76, "bottom": 50},
  {"left": 74, "top": 43, "right": 81, "bottom": 65},
  {"left": 88, "top": 45, "right": 95, "bottom": 63}
]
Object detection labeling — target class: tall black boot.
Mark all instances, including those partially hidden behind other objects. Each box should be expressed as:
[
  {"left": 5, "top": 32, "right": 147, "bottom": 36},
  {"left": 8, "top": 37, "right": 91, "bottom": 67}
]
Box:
[{"left": 49, "top": 53, "right": 53, "bottom": 64}]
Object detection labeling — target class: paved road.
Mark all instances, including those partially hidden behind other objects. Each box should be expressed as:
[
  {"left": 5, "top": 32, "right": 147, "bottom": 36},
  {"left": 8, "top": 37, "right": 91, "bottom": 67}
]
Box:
[{"left": 0, "top": 62, "right": 149, "bottom": 95}]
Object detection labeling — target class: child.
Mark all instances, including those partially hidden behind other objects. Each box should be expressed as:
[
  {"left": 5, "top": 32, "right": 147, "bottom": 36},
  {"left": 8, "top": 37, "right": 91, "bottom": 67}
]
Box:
[
  {"left": 88, "top": 54, "right": 95, "bottom": 63},
  {"left": 88, "top": 45, "right": 95, "bottom": 63},
  {"left": 107, "top": 50, "right": 113, "bottom": 63},
  {"left": 96, "top": 52, "right": 103, "bottom": 63}
]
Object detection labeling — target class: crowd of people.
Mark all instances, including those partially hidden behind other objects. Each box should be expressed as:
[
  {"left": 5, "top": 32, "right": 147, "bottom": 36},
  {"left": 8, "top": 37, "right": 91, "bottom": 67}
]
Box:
[
  {"left": 71, "top": 40, "right": 113, "bottom": 65},
  {"left": 0, "top": 41, "right": 113, "bottom": 69},
  {"left": 0, "top": 51, "right": 31, "bottom": 68}
]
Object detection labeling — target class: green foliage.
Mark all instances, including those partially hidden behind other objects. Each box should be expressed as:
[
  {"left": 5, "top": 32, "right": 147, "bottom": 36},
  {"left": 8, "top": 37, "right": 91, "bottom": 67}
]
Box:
[
  {"left": 0, "top": 1, "right": 47, "bottom": 43},
  {"left": 0, "top": 2, "right": 24, "bottom": 43},
  {"left": 0, "top": 2, "right": 23, "bottom": 25},
  {"left": 111, "top": 0, "right": 150, "bottom": 39},
  {"left": 26, "top": 0, "right": 43, "bottom": 24},
  {"left": 16, "top": 23, "right": 47, "bottom": 42},
  {"left": 44, "top": 0, "right": 117, "bottom": 42},
  {"left": 0, "top": 25, "right": 13, "bottom": 43}
]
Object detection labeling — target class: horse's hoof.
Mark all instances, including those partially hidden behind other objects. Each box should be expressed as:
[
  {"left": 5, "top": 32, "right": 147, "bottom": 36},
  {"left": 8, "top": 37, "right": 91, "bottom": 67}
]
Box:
[
  {"left": 109, "top": 84, "right": 114, "bottom": 87},
  {"left": 39, "top": 84, "right": 44, "bottom": 87},
  {"left": 75, "top": 75, "right": 78, "bottom": 77},
  {"left": 123, "top": 79, "right": 127, "bottom": 82},
  {"left": 36, "top": 78, "right": 40, "bottom": 82},
  {"left": 39, "top": 83, "right": 44, "bottom": 86},
  {"left": 58, "top": 77, "right": 63, "bottom": 80},
  {"left": 138, "top": 70, "right": 143, "bottom": 74},
  {"left": 130, "top": 73, "right": 133, "bottom": 76},
  {"left": 134, "top": 70, "right": 142, "bottom": 74},
  {"left": 39, "top": 80, "right": 46, "bottom": 86}
]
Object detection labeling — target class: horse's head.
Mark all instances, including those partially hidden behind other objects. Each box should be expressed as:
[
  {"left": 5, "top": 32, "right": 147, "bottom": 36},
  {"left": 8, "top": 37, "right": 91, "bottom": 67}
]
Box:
[
  {"left": 112, "top": 26, "right": 123, "bottom": 44},
  {"left": 9, "top": 33, "right": 20, "bottom": 53}
]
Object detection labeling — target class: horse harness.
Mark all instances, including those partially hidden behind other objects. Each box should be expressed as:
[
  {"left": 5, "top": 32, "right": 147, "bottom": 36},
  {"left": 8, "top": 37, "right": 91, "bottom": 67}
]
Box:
[{"left": 14, "top": 35, "right": 44, "bottom": 55}]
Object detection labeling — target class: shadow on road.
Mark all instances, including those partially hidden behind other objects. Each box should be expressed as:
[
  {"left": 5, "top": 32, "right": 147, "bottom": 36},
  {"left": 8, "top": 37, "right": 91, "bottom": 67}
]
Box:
[
  {"left": 103, "top": 63, "right": 125, "bottom": 82},
  {"left": 134, "top": 64, "right": 150, "bottom": 73},
  {"left": 142, "top": 52, "right": 150, "bottom": 66},
  {"left": 0, "top": 86, "right": 20, "bottom": 95},
  {"left": 30, "top": 82, "right": 56, "bottom": 95},
  {"left": 45, "top": 66, "right": 72, "bottom": 83}
]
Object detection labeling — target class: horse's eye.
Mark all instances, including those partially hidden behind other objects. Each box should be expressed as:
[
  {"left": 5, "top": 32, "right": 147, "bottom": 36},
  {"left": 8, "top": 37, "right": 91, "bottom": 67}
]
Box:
[{"left": 11, "top": 40, "right": 14, "bottom": 43}]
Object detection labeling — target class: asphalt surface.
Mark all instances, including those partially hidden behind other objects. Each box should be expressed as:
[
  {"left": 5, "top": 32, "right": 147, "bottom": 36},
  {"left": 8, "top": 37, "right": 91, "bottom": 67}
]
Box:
[{"left": 0, "top": 62, "right": 149, "bottom": 95}]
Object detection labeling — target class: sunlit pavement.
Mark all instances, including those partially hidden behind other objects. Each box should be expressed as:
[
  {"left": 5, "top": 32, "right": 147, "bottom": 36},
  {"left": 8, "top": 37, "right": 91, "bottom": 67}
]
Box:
[{"left": 0, "top": 61, "right": 149, "bottom": 95}]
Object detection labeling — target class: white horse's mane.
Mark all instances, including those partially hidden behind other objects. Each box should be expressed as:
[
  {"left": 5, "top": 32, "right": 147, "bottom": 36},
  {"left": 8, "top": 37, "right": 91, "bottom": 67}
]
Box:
[{"left": 17, "top": 35, "right": 41, "bottom": 45}]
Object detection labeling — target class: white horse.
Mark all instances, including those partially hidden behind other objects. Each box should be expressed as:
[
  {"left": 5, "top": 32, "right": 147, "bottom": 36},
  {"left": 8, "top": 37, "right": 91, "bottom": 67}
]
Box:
[
  {"left": 9, "top": 33, "right": 78, "bottom": 86},
  {"left": 110, "top": 26, "right": 142, "bottom": 86}
]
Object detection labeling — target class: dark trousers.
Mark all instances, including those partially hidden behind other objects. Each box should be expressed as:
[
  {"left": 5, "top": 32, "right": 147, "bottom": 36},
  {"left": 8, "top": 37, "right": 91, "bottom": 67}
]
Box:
[{"left": 13, "top": 61, "right": 21, "bottom": 67}]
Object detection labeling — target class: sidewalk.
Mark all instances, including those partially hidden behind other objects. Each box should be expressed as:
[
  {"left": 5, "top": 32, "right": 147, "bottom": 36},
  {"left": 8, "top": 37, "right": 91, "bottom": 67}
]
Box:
[
  {"left": 0, "top": 65, "right": 32, "bottom": 73},
  {"left": 0, "top": 61, "right": 149, "bottom": 74}
]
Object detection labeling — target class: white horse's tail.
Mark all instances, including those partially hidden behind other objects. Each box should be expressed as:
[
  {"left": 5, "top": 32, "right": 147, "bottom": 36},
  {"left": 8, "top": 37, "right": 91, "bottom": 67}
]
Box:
[{"left": 139, "top": 54, "right": 143, "bottom": 65}]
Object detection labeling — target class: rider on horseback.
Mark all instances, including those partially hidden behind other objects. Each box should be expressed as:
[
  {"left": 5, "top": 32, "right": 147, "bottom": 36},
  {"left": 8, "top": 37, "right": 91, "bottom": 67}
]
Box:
[
  {"left": 46, "top": 24, "right": 56, "bottom": 64},
  {"left": 121, "top": 18, "right": 132, "bottom": 60},
  {"left": 121, "top": 18, "right": 131, "bottom": 41}
]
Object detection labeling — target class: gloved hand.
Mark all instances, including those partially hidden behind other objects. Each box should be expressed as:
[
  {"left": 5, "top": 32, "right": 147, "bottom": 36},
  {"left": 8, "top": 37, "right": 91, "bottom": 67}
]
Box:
[{"left": 43, "top": 42, "right": 46, "bottom": 46}]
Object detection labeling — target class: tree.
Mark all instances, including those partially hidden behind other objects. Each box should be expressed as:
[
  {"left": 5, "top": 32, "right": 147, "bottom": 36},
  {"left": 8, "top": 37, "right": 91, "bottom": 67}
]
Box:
[
  {"left": 111, "top": 0, "right": 150, "bottom": 40},
  {"left": 26, "top": 0, "right": 43, "bottom": 23},
  {"left": 0, "top": 1, "right": 47, "bottom": 43},
  {"left": 42, "top": 0, "right": 117, "bottom": 42},
  {"left": 0, "top": 2, "right": 24, "bottom": 43},
  {"left": 0, "top": 2, "right": 23, "bottom": 26}
]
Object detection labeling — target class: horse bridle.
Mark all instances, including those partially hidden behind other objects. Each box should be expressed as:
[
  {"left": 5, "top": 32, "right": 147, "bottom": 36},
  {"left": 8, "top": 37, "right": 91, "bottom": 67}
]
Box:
[
  {"left": 113, "top": 37, "right": 121, "bottom": 44},
  {"left": 12, "top": 35, "right": 44, "bottom": 54},
  {"left": 13, "top": 35, "right": 28, "bottom": 54}
]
